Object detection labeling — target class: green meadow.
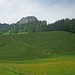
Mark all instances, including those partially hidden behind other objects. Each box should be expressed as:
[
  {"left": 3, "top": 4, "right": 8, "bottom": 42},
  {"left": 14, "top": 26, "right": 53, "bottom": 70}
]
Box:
[
  {"left": 0, "top": 56, "right": 75, "bottom": 75},
  {"left": 0, "top": 31, "right": 75, "bottom": 75}
]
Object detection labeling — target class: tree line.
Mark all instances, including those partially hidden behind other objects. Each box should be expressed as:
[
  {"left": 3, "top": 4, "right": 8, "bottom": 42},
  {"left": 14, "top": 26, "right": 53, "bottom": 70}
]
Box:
[
  {"left": 47, "top": 18, "right": 75, "bottom": 33},
  {"left": 0, "top": 18, "right": 75, "bottom": 35}
]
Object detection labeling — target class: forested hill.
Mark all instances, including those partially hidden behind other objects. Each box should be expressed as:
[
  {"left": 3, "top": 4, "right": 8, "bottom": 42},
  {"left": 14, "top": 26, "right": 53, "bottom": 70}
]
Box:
[
  {"left": 0, "top": 23, "right": 10, "bottom": 35},
  {"left": 0, "top": 17, "right": 75, "bottom": 35},
  {"left": 47, "top": 18, "right": 75, "bottom": 33}
]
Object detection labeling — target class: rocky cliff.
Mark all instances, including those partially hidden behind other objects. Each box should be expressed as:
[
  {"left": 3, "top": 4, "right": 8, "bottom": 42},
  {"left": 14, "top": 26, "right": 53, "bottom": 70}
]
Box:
[{"left": 17, "top": 16, "right": 38, "bottom": 24}]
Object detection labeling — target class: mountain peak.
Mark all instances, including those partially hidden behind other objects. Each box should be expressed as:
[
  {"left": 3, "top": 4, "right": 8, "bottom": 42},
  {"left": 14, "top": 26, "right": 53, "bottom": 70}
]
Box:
[{"left": 17, "top": 16, "right": 38, "bottom": 24}]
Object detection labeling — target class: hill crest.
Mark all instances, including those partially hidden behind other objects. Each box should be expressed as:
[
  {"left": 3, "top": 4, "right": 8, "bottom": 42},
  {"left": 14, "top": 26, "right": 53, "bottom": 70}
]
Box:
[{"left": 17, "top": 16, "right": 38, "bottom": 24}]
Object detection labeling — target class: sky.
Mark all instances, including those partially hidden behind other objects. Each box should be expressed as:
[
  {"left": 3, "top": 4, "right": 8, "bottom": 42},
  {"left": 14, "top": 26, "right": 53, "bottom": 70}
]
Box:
[{"left": 0, "top": 0, "right": 75, "bottom": 24}]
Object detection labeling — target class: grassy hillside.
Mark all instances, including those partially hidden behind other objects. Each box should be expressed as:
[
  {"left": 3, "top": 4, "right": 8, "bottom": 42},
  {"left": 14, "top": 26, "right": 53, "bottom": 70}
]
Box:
[
  {"left": 0, "top": 31, "right": 75, "bottom": 75},
  {"left": 0, "top": 31, "right": 75, "bottom": 61}
]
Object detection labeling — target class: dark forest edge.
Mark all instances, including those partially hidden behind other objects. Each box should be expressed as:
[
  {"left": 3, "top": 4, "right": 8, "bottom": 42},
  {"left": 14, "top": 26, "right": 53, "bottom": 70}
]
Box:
[{"left": 0, "top": 18, "right": 75, "bottom": 35}]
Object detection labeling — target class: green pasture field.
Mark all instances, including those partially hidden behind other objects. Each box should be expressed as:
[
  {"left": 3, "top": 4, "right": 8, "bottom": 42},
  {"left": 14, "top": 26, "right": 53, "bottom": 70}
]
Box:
[
  {"left": 0, "top": 31, "right": 75, "bottom": 75},
  {"left": 0, "top": 55, "right": 75, "bottom": 75}
]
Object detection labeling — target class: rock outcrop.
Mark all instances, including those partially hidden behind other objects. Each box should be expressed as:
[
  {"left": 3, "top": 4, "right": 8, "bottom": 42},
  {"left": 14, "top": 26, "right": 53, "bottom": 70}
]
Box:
[{"left": 17, "top": 16, "right": 38, "bottom": 24}]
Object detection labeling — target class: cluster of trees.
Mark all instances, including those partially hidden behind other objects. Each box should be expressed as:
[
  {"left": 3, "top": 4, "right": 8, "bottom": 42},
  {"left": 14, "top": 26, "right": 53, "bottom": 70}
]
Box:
[
  {"left": 0, "top": 23, "right": 10, "bottom": 35},
  {"left": 10, "top": 21, "right": 47, "bottom": 34},
  {"left": 47, "top": 18, "right": 75, "bottom": 33},
  {"left": 0, "top": 18, "right": 75, "bottom": 35}
]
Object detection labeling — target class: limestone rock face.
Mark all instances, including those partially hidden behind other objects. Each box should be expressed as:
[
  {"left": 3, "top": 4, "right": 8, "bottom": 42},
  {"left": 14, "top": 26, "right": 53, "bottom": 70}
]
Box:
[{"left": 18, "top": 16, "right": 38, "bottom": 24}]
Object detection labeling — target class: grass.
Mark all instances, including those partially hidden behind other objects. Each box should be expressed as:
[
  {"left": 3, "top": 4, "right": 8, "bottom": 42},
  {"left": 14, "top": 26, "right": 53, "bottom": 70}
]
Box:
[
  {"left": 0, "top": 31, "right": 75, "bottom": 74},
  {"left": 3, "top": 30, "right": 28, "bottom": 35},
  {"left": 0, "top": 31, "right": 75, "bottom": 61},
  {"left": 0, "top": 55, "right": 75, "bottom": 75}
]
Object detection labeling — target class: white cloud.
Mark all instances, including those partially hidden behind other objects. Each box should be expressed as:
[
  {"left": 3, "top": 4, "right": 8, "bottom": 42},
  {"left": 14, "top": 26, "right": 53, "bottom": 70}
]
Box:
[{"left": 0, "top": 0, "right": 75, "bottom": 24}]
